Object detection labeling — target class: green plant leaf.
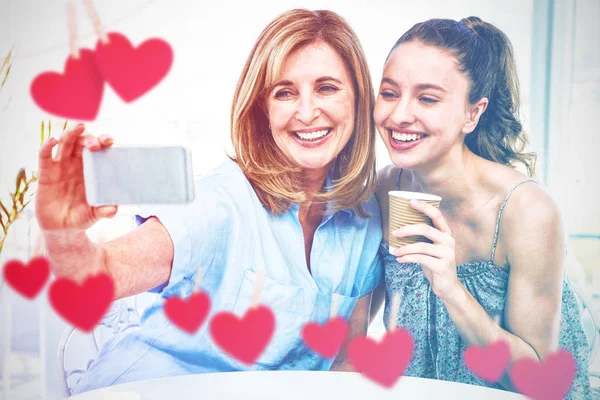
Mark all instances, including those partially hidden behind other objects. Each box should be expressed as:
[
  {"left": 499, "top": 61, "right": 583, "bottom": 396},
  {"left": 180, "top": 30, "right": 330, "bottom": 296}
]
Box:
[
  {"left": 15, "top": 168, "right": 26, "bottom": 194},
  {"left": 0, "top": 200, "right": 9, "bottom": 219},
  {"left": 0, "top": 64, "right": 11, "bottom": 90}
]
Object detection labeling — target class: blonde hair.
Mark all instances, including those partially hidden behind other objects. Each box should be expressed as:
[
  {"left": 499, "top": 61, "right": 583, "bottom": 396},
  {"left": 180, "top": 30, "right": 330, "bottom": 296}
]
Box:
[{"left": 230, "top": 9, "right": 377, "bottom": 218}]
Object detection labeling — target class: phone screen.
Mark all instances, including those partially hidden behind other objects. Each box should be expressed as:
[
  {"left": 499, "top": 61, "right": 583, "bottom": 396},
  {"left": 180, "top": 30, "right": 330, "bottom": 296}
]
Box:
[{"left": 82, "top": 146, "right": 195, "bottom": 206}]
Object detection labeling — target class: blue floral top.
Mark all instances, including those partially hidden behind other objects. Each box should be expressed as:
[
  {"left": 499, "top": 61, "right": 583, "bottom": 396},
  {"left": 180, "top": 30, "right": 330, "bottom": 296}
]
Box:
[{"left": 380, "top": 170, "right": 592, "bottom": 399}]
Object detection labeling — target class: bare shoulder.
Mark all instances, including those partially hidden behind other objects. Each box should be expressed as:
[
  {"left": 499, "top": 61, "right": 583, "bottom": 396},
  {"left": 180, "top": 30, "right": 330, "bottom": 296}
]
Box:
[
  {"left": 500, "top": 175, "right": 562, "bottom": 231},
  {"left": 482, "top": 161, "right": 560, "bottom": 226},
  {"left": 496, "top": 170, "right": 565, "bottom": 272}
]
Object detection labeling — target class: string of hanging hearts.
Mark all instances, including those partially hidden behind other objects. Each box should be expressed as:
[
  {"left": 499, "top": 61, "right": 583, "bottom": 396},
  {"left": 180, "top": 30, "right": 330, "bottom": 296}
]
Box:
[
  {"left": 2, "top": 254, "right": 579, "bottom": 397},
  {"left": 30, "top": 0, "right": 174, "bottom": 121}
]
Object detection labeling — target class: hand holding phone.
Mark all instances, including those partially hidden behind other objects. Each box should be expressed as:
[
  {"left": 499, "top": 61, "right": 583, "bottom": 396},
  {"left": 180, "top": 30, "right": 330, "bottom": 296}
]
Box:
[
  {"left": 35, "top": 124, "right": 194, "bottom": 233},
  {"left": 36, "top": 124, "right": 118, "bottom": 231}
]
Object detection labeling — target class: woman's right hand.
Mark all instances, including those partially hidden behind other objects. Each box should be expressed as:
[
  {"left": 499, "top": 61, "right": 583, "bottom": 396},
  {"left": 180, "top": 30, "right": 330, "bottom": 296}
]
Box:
[{"left": 36, "top": 123, "right": 118, "bottom": 232}]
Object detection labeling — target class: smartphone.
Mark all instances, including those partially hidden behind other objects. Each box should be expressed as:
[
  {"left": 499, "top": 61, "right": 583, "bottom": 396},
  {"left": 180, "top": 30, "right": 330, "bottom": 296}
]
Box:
[{"left": 82, "top": 145, "right": 195, "bottom": 206}]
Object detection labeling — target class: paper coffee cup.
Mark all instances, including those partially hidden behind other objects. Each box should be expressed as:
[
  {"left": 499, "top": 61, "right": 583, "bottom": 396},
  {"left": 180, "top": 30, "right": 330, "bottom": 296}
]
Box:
[{"left": 388, "top": 191, "right": 442, "bottom": 253}]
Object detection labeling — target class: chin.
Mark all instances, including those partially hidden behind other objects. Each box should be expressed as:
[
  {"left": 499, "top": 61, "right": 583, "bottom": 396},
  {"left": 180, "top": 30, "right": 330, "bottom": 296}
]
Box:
[
  {"left": 293, "top": 155, "right": 334, "bottom": 171},
  {"left": 388, "top": 150, "right": 420, "bottom": 170}
]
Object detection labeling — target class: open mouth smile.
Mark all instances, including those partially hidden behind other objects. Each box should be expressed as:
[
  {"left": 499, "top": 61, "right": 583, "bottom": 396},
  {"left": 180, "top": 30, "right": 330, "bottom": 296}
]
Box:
[
  {"left": 291, "top": 128, "right": 333, "bottom": 147},
  {"left": 388, "top": 129, "right": 427, "bottom": 150}
]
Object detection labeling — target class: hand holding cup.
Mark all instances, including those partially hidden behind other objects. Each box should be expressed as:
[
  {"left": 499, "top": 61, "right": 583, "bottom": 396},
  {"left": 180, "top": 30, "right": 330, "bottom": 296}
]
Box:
[
  {"left": 388, "top": 191, "right": 441, "bottom": 252},
  {"left": 389, "top": 192, "right": 462, "bottom": 300}
]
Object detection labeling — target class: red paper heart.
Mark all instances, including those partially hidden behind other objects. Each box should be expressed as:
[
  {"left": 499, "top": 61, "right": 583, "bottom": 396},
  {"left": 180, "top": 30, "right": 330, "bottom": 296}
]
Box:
[
  {"left": 30, "top": 49, "right": 104, "bottom": 120},
  {"left": 164, "top": 291, "right": 211, "bottom": 334},
  {"left": 348, "top": 328, "right": 414, "bottom": 388},
  {"left": 2, "top": 256, "right": 50, "bottom": 299},
  {"left": 48, "top": 273, "right": 115, "bottom": 333},
  {"left": 209, "top": 305, "right": 275, "bottom": 365},
  {"left": 301, "top": 316, "right": 348, "bottom": 359},
  {"left": 95, "top": 32, "right": 173, "bottom": 102},
  {"left": 464, "top": 340, "right": 511, "bottom": 383},
  {"left": 510, "top": 350, "right": 576, "bottom": 400}
]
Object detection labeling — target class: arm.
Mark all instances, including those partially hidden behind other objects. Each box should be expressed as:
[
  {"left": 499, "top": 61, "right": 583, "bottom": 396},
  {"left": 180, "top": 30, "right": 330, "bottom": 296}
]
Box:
[
  {"left": 330, "top": 292, "right": 372, "bottom": 371},
  {"left": 392, "top": 186, "right": 564, "bottom": 391},
  {"left": 44, "top": 216, "right": 174, "bottom": 300},
  {"left": 439, "top": 187, "right": 564, "bottom": 390},
  {"left": 36, "top": 124, "right": 176, "bottom": 300}
]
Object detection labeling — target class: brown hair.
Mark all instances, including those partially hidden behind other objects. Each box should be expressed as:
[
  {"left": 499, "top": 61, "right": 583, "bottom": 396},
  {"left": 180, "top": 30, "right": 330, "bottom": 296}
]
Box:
[
  {"left": 388, "top": 17, "right": 537, "bottom": 177},
  {"left": 230, "top": 9, "right": 377, "bottom": 217}
]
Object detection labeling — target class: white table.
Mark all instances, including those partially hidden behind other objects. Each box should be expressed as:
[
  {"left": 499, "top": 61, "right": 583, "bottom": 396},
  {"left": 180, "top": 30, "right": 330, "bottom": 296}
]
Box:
[{"left": 69, "top": 371, "right": 526, "bottom": 400}]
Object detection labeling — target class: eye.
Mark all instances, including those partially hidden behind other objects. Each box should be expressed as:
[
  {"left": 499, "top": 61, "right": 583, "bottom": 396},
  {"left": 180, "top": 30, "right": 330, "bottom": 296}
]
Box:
[
  {"left": 420, "top": 96, "right": 438, "bottom": 104},
  {"left": 318, "top": 85, "right": 338, "bottom": 94},
  {"left": 274, "top": 90, "right": 294, "bottom": 100},
  {"left": 380, "top": 90, "right": 398, "bottom": 100}
]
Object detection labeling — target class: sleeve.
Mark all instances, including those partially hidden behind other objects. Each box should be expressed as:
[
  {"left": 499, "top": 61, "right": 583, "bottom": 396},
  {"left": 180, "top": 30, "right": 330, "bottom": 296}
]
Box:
[{"left": 134, "top": 174, "right": 235, "bottom": 294}]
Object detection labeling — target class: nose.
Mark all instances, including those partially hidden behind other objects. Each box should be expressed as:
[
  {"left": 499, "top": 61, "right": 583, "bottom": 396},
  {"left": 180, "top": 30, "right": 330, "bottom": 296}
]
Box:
[
  {"left": 389, "top": 98, "right": 416, "bottom": 126},
  {"left": 295, "top": 92, "right": 321, "bottom": 124}
]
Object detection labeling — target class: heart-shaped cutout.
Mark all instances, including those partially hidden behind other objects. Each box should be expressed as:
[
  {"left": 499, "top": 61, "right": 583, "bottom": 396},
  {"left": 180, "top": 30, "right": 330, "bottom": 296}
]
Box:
[
  {"left": 2, "top": 256, "right": 50, "bottom": 299},
  {"left": 464, "top": 339, "right": 511, "bottom": 383},
  {"left": 301, "top": 316, "right": 348, "bottom": 359},
  {"left": 348, "top": 328, "right": 414, "bottom": 388},
  {"left": 95, "top": 32, "right": 173, "bottom": 102},
  {"left": 209, "top": 305, "right": 275, "bottom": 365},
  {"left": 48, "top": 273, "right": 115, "bottom": 333},
  {"left": 510, "top": 350, "right": 576, "bottom": 400},
  {"left": 30, "top": 49, "right": 104, "bottom": 120},
  {"left": 164, "top": 291, "right": 211, "bottom": 334}
]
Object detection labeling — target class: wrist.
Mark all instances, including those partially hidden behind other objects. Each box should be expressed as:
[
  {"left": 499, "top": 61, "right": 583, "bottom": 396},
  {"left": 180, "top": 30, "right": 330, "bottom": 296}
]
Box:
[
  {"left": 42, "top": 229, "right": 106, "bottom": 280},
  {"left": 439, "top": 281, "right": 468, "bottom": 307},
  {"left": 42, "top": 227, "right": 90, "bottom": 245}
]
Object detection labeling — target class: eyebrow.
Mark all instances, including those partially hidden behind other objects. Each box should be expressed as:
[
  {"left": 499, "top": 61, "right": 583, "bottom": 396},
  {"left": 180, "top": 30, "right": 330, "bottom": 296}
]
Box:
[
  {"left": 381, "top": 77, "right": 448, "bottom": 93},
  {"left": 272, "top": 76, "right": 343, "bottom": 88}
]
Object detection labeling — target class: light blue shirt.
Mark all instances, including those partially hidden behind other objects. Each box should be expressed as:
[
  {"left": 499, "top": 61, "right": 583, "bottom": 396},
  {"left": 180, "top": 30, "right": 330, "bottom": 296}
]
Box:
[{"left": 73, "top": 159, "right": 383, "bottom": 393}]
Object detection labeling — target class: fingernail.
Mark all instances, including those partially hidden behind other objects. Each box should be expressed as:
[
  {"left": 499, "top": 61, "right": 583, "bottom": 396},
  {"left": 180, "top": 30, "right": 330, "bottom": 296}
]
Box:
[
  {"left": 76, "top": 123, "right": 85, "bottom": 129},
  {"left": 389, "top": 246, "right": 398, "bottom": 255}
]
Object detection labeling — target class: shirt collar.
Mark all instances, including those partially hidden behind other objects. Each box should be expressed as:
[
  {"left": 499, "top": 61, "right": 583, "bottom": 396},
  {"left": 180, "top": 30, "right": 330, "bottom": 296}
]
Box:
[{"left": 258, "top": 170, "right": 355, "bottom": 218}]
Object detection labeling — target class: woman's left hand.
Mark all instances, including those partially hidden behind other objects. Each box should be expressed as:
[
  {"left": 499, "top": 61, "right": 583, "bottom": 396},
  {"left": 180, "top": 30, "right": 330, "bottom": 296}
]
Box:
[{"left": 391, "top": 200, "right": 463, "bottom": 301}]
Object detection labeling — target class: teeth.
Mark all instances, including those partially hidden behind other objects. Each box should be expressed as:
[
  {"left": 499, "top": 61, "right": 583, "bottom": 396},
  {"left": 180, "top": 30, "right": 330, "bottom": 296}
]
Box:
[
  {"left": 295, "top": 129, "right": 330, "bottom": 140},
  {"left": 391, "top": 130, "right": 423, "bottom": 142}
]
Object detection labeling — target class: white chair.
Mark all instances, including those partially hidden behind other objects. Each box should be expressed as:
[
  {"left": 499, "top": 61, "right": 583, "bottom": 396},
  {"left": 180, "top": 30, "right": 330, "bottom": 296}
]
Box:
[{"left": 56, "top": 292, "right": 157, "bottom": 397}]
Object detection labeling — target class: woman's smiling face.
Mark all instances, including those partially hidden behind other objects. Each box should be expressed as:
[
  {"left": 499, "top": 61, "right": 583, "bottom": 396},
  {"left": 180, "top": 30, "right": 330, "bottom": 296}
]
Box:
[
  {"left": 374, "top": 41, "right": 476, "bottom": 170},
  {"left": 265, "top": 41, "right": 356, "bottom": 173}
]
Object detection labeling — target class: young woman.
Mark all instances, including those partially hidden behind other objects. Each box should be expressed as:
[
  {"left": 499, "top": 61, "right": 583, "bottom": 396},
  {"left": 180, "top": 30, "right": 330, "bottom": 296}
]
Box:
[
  {"left": 374, "top": 17, "right": 591, "bottom": 398},
  {"left": 37, "top": 9, "right": 382, "bottom": 393}
]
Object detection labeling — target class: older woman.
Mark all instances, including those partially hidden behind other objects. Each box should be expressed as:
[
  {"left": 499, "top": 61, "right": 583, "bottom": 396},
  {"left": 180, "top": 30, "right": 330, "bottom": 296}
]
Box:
[{"left": 36, "top": 9, "right": 382, "bottom": 393}]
